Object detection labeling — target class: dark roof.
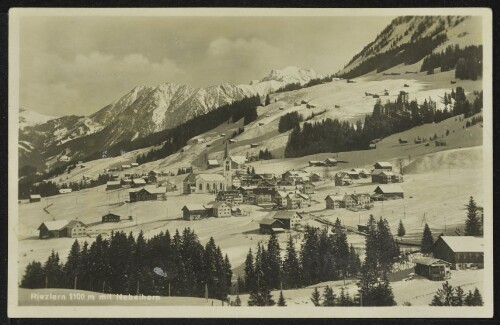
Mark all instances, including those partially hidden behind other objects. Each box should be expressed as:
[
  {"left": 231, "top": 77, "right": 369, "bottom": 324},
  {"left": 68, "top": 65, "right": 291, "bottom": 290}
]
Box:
[
  {"left": 271, "top": 210, "right": 302, "bottom": 220},
  {"left": 260, "top": 218, "right": 284, "bottom": 226}
]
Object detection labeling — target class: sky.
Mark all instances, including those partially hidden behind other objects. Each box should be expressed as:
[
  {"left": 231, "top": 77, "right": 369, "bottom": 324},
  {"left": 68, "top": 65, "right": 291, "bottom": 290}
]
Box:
[{"left": 18, "top": 15, "right": 395, "bottom": 117}]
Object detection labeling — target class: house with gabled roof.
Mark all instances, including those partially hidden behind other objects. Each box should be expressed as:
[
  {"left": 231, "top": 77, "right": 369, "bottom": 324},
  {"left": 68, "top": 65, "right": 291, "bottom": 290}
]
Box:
[
  {"left": 38, "top": 220, "right": 87, "bottom": 239},
  {"left": 269, "top": 210, "right": 303, "bottom": 229},
  {"left": 414, "top": 257, "right": 452, "bottom": 281},
  {"left": 325, "top": 195, "right": 345, "bottom": 209},
  {"left": 182, "top": 204, "right": 209, "bottom": 220},
  {"left": 432, "top": 236, "right": 484, "bottom": 270},
  {"left": 29, "top": 194, "right": 42, "bottom": 203},
  {"left": 373, "top": 161, "right": 392, "bottom": 170},
  {"left": 334, "top": 172, "right": 353, "bottom": 186},
  {"left": 259, "top": 218, "right": 286, "bottom": 234},
  {"left": 372, "top": 184, "right": 404, "bottom": 200}
]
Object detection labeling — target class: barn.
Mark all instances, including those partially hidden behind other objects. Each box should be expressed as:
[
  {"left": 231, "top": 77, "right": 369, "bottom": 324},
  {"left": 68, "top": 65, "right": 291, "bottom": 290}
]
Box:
[
  {"left": 106, "top": 181, "right": 121, "bottom": 191},
  {"left": 129, "top": 186, "right": 167, "bottom": 202},
  {"left": 414, "top": 257, "right": 452, "bottom": 281},
  {"left": 206, "top": 201, "right": 232, "bottom": 218},
  {"left": 373, "top": 162, "right": 393, "bottom": 171},
  {"left": 38, "top": 220, "right": 87, "bottom": 239},
  {"left": 259, "top": 218, "right": 286, "bottom": 234},
  {"left": 325, "top": 195, "right": 345, "bottom": 209},
  {"left": 131, "top": 178, "right": 147, "bottom": 188},
  {"left": 102, "top": 213, "right": 121, "bottom": 223},
  {"left": 182, "top": 204, "right": 208, "bottom": 221},
  {"left": 372, "top": 184, "right": 404, "bottom": 200},
  {"left": 29, "top": 194, "right": 42, "bottom": 203},
  {"left": 270, "top": 210, "right": 303, "bottom": 229},
  {"left": 207, "top": 159, "right": 220, "bottom": 169},
  {"left": 432, "top": 236, "right": 484, "bottom": 270},
  {"left": 59, "top": 188, "right": 72, "bottom": 194}
]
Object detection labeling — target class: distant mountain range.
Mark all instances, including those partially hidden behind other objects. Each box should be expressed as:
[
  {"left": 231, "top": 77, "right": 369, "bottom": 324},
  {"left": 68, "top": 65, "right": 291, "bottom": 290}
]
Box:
[{"left": 19, "top": 66, "right": 321, "bottom": 169}]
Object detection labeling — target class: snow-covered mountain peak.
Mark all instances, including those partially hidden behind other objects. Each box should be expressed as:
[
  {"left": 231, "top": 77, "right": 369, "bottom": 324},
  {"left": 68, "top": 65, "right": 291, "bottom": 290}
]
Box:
[{"left": 261, "top": 66, "right": 322, "bottom": 85}]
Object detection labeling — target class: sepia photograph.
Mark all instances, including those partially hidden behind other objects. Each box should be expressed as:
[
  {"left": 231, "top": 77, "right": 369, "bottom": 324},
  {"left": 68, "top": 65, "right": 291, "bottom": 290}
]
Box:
[{"left": 7, "top": 7, "right": 493, "bottom": 318}]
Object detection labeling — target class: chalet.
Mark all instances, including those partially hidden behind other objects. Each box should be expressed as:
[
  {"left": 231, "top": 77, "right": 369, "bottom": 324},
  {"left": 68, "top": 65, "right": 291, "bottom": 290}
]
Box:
[
  {"left": 271, "top": 210, "right": 303, "bottom": 229},
  {"left": 183, "top": 173, "right": 226, "bottom": 194},
  {"left": 102, "top": 213, "right": 121, "bottom": 223},
  {"left": 344, "top": 193, "right": 372, "bottom": 209},
  {"left": 277, "top": 179, "right": 295, "bottom": 187},
  {"left": 59, "top": 188, "right": 72, "bottom": 194},
  {"left": 325, "top": 195, "right": 345, "bottom": 209},
  {"left": 351, "top": 168, "right": 369, "bottom": 178},
  {"left": 206, "top": 201, "right": 232, "bottom": 218},
  {"left": 258, "top": 122, "right": 265, "bottom": 126},
  {"left": 324, "top": 158, "right": 338, "bottom": 167},
  {"left": 131, "top": 162, "right": 139, "bottom": 167},
  {"left": 129, "top": 186, "right": 167, "bottom": 202},
  {"left": 228, "top": 139, "right": 236, "bottom": 143},
  {"left": 226, "top": 156, "right": 247, "bottom": 170},
  {"left": 432, "top": 236, "right": 484, "bottom": 270},
  {"left": 308, "top": 160, "right": 325, "bottom": 167},
  {"left": 250, "top": 143, "right": 259, "bottom": 148},
  {"left": 59, "top": 155, "right": 70, "bottom": 162},
  {"left": 160, "top": 180, "right": 177, "bottom": 192},
  {"left": 279, "top": 106, "right": 285, "bottom": 110},
  {"left": 414, "top": 257, "right": 451, "bottom": 281},
  {"left": 254, "top": 188, "right": 276, "bottom": 205},
  {"left": 148, "top": 174, "right": 158, "bottom": 184},
  {"left": 372, "top": 184, "right": 404, "bottom": 200},
  {"left": 257, "top": 179, "right": 277, "bottom": 189},
  {"left": 373, "top": 162, "right": 392, "bottom": 171},
  {"left": 29, "top": 194, "right": 42, "bottom": 203},
  {"left": 371, "top": 170, "right": 403, "bottom": 184},
  {"left": 302, "top": 182, "right": 315, "bottom": 194},
  {"left": 286, "top": 192, "right": 310, "bottom": 210},
  {"left": 131, "top": 178, "right": 147, "bottom": 187},
  {"left": 106, "top": 181, "right": 121, "bottom": 191},
  {"left": 347, "top": 170, "right": 360, "bottom": 180},
  {"left": 182, "top": 204, "right": 209, "bottom": 221},
  {"left": 231, "top": 207, "right": 242, "bottom": 216},
  {"left": 274, "top": 191, "right": 289, "bottom": 208},
  {"left": 369, "top": 143, "right": 376, "bottom": 149},
  {"left": 357, "top": 224, "right": 369, "bottom": 233},
  {"left": 121, "top": 164, "right": 132, "bottom": 170},
  {"left": 216, "top": 190, "right": 243, "bottom": 205},
  {"left": 259, "top": 218, "right": 286, "bottom": 234},
  {"left": 310, "top": 173, "right": 322, "bottom": 182},
  {"left": 121, "top": 178, "right": 132, "bottom": 186},
  {"left": 207, "top": 159, "right": 220, "bottom": 169},
  {"left": 334, "top": 172, "right": 353, "bottom": 186},
  {"left": 282, "top": 170, "right": 310, "bottom": 183},
  {"left": 38, "top": 220, "right": 87, "bottom": 239}
]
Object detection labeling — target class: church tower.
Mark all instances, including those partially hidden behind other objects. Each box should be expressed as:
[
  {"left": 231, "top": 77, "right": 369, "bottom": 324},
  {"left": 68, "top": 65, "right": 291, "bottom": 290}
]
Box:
[{"left": 223, "top": 141, "right": 232, "bottom": 189}]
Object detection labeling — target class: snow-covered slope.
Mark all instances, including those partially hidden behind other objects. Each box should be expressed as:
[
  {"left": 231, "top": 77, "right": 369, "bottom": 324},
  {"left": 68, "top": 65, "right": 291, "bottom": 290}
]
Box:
[{"left": 339, "top": 16, "right": 482, "bottom": 77}]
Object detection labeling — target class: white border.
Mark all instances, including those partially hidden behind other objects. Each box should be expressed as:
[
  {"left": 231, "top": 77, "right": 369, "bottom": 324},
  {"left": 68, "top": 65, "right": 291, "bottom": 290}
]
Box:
[{"left": 8, "top": 7, "right": 494, "bottom": 318}]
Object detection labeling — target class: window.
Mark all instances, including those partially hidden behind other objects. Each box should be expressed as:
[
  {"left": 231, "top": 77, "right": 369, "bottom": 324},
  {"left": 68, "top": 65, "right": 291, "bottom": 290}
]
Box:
[{"left": 199, "top": 183, "right": 203, "bottom": 190}]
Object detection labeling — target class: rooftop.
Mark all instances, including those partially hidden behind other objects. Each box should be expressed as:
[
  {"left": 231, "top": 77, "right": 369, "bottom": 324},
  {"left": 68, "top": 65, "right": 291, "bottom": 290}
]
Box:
[
  {"left": 374, "top": 184, "right": 404, "bottom": 193},
  {"left": 415, "top": 257, "right": 451, "bottom": 266},
  {"left": 438, "top": 236, "right": 484, "bottom": 253},
  {"left": 39, "top": 220, "right": 69, "bottom": 231}
]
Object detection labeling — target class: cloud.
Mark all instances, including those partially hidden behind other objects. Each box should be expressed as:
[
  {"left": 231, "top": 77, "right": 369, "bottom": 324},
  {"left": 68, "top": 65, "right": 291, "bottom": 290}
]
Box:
[
  {"left": 20, "top": 52, "right": 184, "bottom": 116},
  {"left": 204, "top": 37, "right": 286, "bottom": 83}
]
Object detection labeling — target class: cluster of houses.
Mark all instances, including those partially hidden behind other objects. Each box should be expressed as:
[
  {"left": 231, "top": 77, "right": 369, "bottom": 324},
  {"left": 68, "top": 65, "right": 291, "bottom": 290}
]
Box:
[
  {"left": 308, "top": 158, "right": 338, "bottom": 167},
  {"left": 181, "top": 201, "right": 242, "bottom": 221},
  {"left": 414, "top": 235, "right": 484, "bottom": 280}
]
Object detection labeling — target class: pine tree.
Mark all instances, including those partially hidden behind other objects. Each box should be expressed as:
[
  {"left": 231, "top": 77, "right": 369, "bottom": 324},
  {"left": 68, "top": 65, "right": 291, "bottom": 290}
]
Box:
[
  {"left": 20, "top": 261, "right": 45, "bottom": 288},
  {"left": 322, "top": 285, "right": 336, "bottom": 306},
  {"left": 429, "top": 281, "right": 455, "bottom": 306},
  {"left": 397, "top": 220, "right": 406, "bottom": 239},
  {"left": 278, "top": 290, "right": 287, "bottom": 306},
  {"left": 64, "top": 240, "right": 81, "bottom": 289},
  {"left": 465, "top": 196, "right": 481, "bottom": 236},
  {"left": 421, "top": 223, "right": 434, "bottom": 255},
  {"left": 282, "top": 235, "right": 301, "bottom": 289},
  {"left": 464, "top": 290, "right": 474, "bottom": 306},
  {"left": 244, "top": 249, "right": 256, "bottom": 292},
  {"left": 310, "top": 287, "right": 321, "bottom": 306},
  {"left": 264, "top": 233, "right": 282, "bottom": 289},
  {"left": 44, "top": 250, "right": 64, "bottom": 288},
  {"left": 472, "top": 288, "right": 483, "bottom": 306},
  {"left": 453, "top": 286, "right": 465, "bottom": 306}
]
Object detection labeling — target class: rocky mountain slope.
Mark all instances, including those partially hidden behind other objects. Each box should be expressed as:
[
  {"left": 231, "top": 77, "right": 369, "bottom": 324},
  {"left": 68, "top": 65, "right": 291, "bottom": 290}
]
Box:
[
  {"left": 19, "top": 66, "right": 320, "bottom": 169},
  {"left": 339, "top": 16, "right": 481, "bottom": 78}
]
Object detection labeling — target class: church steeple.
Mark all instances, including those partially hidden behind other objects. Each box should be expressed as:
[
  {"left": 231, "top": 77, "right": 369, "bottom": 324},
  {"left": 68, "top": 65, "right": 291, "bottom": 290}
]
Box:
[{"left": 224, "top": 141, "right": 229, "bottom": 159}]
